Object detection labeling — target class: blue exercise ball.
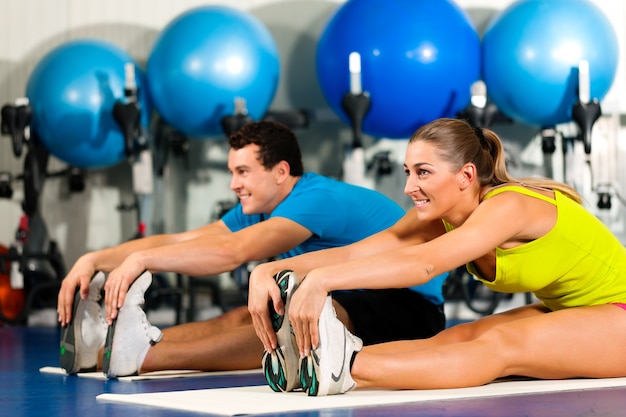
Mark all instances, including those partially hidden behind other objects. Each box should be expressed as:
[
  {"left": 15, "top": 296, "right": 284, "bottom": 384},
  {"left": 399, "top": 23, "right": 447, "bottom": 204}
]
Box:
[
  {"left": 483, "top": 0, "right": 618, "bottom": 127},
  {"left": 316, "top": 0, "right": 481, "bottom": 139},
  {"left": 146, "top": 6, "right": 280, "bottom": 138},
  {"left": 26, "top": 39, "right": 151, "bottom": 169}
]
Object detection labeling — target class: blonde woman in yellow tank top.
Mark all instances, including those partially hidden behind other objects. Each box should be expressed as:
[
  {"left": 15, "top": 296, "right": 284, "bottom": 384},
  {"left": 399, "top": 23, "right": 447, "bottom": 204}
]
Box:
[{"left": 249, "top": 117, "right": 626, "bottom": 395}]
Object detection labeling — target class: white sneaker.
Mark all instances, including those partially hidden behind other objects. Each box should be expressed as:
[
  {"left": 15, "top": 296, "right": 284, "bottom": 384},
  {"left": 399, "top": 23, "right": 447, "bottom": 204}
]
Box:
[
  {"left": 300, "top": 295, "right": 363, "bottom": 396},
  {"left": 262, "top": 270, "right": 301, "bottom": 392},
  {"left": 102, "top": 271, "right": 162, "bottom": 378},
  {"left": 60, "top": 271, "right": 107, "bottom": 374}
]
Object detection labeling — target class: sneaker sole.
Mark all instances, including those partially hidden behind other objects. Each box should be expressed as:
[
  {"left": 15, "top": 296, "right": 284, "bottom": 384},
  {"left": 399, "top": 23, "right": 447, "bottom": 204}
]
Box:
[
  {"left": 263, "top": 270, "right": 295, "bottom": 392},
  {"left": 269, "top": 270, "right": 291, "bottom": 333},
  {"left": 101, "top": 318, "right": 116, "bottom": 377},
  {"left": 59, "top": 291, "right": 82, "bottom": 374},
  {"left": 300, "top": 354, "right": 319, "bottom": 396},
  {"left": 262, "top": 348, "right": 289, "bottom": 392}
]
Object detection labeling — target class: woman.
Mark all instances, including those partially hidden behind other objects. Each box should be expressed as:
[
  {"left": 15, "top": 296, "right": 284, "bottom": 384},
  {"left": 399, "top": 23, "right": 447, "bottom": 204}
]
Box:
[{"left": 248, "top": 117, "right": 626, "bottom": 396}]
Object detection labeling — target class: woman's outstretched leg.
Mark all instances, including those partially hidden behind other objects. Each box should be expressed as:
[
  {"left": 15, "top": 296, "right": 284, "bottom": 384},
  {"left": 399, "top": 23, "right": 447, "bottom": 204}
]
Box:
[{"left": 352, "top": 304, "right": 626, "bottom": 390}]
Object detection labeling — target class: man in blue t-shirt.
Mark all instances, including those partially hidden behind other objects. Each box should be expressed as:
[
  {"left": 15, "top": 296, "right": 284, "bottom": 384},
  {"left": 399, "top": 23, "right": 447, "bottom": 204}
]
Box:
[{"left": 57, "top": 121, "right": 447, "bottom": 377}]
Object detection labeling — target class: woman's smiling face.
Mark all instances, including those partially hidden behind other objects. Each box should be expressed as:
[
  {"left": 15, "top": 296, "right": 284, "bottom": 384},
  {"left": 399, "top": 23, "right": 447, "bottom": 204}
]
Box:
[{"left": 404, "top": 140, "right": 463, "bottom": 221}]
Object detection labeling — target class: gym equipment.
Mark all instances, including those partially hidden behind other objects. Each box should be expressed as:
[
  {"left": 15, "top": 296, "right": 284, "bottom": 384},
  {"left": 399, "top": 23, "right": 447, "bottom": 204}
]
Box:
[
  {"left": 316, "top": 0, "right": 480, "bottom": 139},
  {"left": 572, "top": 60, "right": 602, "bottom": 154},
  {"left": 26, "top": 39, "right": 151, "bottom": 169},
  {"left": 96, "top": 377, "right": 626, "bottom": 415},
  {"left": 483, "top": 0, "right": 618, "bottom": 127},
  {"left": 0, "top": 100, "right": 68, "bottom": 324},
  {"left": 0, "top": 244, "right": 25, "bottom": 322},
  {"left": 457, "top": 80, "right": 511, "bottom": 129},
  {"left": 146, "top": 5, "right": 280, "bottom": 138}
]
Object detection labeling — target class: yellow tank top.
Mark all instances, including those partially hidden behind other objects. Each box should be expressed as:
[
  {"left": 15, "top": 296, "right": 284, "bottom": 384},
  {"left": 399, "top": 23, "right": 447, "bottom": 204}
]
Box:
[{"left": 445, "top": 185, "right": 626, "bottom": 311}]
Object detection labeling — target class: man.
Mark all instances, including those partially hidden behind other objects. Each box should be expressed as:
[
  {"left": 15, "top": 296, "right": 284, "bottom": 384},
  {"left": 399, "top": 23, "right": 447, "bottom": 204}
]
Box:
[{"left": 57, "top": 121, "right": 447, "bottom": 377}]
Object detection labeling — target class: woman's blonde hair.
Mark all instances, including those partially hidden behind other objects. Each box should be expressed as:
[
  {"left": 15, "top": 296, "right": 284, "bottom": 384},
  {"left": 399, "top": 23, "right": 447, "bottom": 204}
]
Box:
[{"left": 409, "top": 118, "right": 582, "bottom": 203}]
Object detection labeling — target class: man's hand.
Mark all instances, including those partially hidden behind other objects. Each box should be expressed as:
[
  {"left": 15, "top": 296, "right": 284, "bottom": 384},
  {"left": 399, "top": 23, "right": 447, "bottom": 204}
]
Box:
[
  {"left": 103, "top": 254, "right": 147, "bottom": 324},
  {"left": 57, "top": 257, "right": 98, "bottom": 327}
]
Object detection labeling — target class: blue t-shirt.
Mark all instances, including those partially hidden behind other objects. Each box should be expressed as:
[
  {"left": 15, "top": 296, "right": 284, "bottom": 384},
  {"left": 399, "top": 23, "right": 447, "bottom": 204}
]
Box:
[{"left": 222, "top": 172, "right": 446, "bottom": 304}]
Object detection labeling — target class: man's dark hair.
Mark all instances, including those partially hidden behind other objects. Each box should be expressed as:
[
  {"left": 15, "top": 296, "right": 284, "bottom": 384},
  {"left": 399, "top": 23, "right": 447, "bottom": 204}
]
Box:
[{"left": 228, "top": 121, "right": 304, "bottom": 176}]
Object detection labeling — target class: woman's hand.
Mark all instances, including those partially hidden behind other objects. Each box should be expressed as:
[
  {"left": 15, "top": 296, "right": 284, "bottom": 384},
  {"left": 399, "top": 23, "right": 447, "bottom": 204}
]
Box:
[
  {"left": 287, "top": 271, "right": 329, "bottom": 357},
  {"left": 248, "top": 263, "right": 287, "bottom": 352},
  {"left": 103, "top": 253, "right": 147, "bottom": 324}
]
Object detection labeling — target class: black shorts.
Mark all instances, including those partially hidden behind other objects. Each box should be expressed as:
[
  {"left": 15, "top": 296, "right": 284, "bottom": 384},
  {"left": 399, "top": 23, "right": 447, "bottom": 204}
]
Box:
[{"left": 331, "top": 288, "right": 445, "bottom": 346}]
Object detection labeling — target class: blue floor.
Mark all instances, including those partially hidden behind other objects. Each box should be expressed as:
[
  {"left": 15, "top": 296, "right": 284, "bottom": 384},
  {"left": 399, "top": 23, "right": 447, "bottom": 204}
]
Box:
[
  {"left": 1, "top": 326, "right": 262, "bottom": 417},
  {"left": 3, "top": 325, "right": 626, "bottom": 417}
]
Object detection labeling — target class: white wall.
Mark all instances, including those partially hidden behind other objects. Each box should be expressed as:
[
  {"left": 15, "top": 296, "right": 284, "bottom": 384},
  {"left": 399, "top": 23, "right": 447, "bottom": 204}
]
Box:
[{"left": 0, "top": 0, "right": 624, "bottom": 271}]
